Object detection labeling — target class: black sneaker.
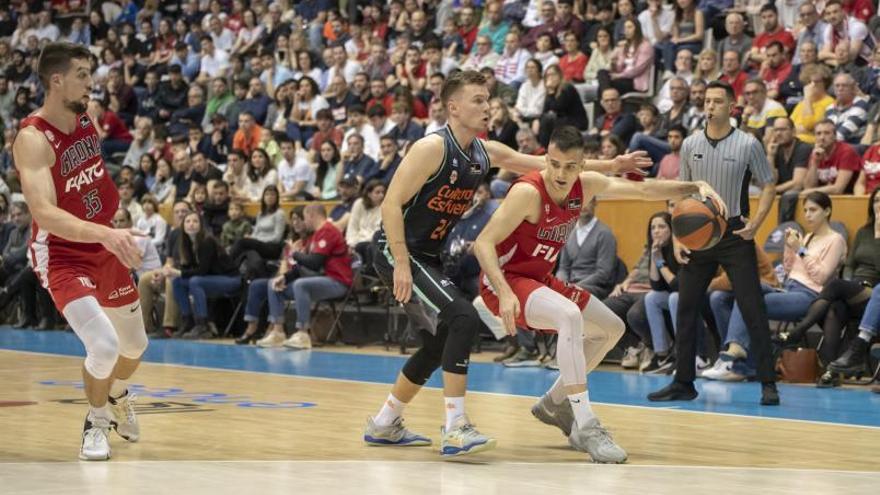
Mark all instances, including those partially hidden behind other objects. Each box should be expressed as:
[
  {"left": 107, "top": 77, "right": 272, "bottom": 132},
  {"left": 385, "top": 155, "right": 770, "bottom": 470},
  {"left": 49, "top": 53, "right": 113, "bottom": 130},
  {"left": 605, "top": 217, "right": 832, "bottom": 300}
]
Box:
[
  {"left": 760, "top": 382, "right": 780, "bottom": 406},
  {"left": 502, "top": 348, "right": 541, "bottom": 367},
  {"left": 816, "top": 370, "right": 841, "bottom": 389},
  {"left": 828, "top": 338, "right": 869, "bottom": 375},
  {"left": 642, "top": 353, "right": 675, "bottom": 374},
  {"left": 647, "top": 381, "right": 698, "bottom": 402},
  {"left": 494, "top": 342, "right": 520, "bottom": 363}
]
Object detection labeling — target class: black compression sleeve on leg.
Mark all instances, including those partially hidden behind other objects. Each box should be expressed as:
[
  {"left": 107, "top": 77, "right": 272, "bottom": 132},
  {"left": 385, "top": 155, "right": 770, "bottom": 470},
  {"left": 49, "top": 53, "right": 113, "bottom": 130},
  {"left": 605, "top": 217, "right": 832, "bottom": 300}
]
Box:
[
  {"left": 401, "top": 325, "right": 447, "bottom": 385},
  {"left": 438, "top": 298, "right": 481, "bottom": 375}
]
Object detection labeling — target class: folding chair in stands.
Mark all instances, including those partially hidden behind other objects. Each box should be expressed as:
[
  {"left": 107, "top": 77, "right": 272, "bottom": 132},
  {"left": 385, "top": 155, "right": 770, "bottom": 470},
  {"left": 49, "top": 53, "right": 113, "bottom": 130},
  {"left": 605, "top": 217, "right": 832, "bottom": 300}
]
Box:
[{"left": 317, "top": 257, "right": 365, "bottom": 345}]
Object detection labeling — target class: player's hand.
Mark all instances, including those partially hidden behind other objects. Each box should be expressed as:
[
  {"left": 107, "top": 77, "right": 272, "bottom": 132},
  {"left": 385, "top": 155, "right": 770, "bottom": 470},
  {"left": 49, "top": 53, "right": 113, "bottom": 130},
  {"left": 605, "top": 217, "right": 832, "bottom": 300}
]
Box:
[
  {"left": 498, "top": 290, "right": 521, "bottom": 336},
  {"left": 695, "top": 181, "right": 728, "bottom": 218},
  {"left": 101, "top": 227, "right": 143, "bottom": 269},
  {"left": 673, "top": 238, "right": 691, "bottom": 264},
  {"left": 611, "top": 150, "right": 652, "bottom": 176},
  {"left": 392, "top": 261, "right": 413, "bottom": 303},
  {"left": 733, "top": 216, "right": 758, "bottom": 240}
]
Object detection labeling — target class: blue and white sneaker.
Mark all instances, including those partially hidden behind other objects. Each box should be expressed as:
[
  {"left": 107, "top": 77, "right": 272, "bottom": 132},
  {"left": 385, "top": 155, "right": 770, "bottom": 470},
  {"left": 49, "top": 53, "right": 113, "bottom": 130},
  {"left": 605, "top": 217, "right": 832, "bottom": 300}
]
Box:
[
  {"left": 440, "top": 415, "right": 496, "bottom": 457},
  {"left": 364, "top": 416, "right": 432, "bottom": 446}
]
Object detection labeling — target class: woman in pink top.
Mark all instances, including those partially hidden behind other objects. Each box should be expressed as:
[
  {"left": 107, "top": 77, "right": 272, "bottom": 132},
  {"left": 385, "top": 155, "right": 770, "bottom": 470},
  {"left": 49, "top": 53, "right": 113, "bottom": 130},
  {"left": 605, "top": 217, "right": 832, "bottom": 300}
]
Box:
[
  {"left": 722, "top": 192, "right": 847, "bottom": 357},
  {"left": 597, "top": 19, "right": 655, "bottom": 96}
]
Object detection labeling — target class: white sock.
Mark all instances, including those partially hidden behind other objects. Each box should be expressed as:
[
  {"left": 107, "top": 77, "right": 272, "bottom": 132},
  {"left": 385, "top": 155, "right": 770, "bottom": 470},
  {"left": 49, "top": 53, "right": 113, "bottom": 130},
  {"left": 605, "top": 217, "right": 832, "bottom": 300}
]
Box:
[
  {"left": 109, "top": 380, "right": 128, "bottom": 399},
  {"left": 374, "top": 393, "right": 406, "bottom": 427},
  {"left": 858, "top": 330, "right": 874, "bottom": 342},
  {"left": 547, "top": 376, "right": 567, "bottom": 405},
  {"left": 568, "top": 391, "right": 597, "bottom": 429},
  {"left": 444, "top": 396, "right": 465, "bottom": 431},
  {"left": 88, "top": 404, "right": 113, "bottom": 422}
]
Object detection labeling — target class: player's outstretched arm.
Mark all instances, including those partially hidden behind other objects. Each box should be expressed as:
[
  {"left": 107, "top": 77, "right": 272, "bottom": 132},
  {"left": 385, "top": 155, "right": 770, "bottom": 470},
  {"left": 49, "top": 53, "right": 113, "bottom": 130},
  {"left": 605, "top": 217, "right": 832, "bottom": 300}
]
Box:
[
  {"left": 15, "top": 127, "right": 143, "bottom": 269},
  {"left": 381, "top": 135, "right": 444, "bottom": 303},
  {"left": 473, "top": 183, "right": 538, "bottom": 335},
  {"left": 483, "top": 140, "right": 653, "bottom": 176},
  {"left": 581, "top": 171, "right": 728, "bottom": 217},
  {"left": 482, "top": 139, "right": 545, "bottom": 174}
]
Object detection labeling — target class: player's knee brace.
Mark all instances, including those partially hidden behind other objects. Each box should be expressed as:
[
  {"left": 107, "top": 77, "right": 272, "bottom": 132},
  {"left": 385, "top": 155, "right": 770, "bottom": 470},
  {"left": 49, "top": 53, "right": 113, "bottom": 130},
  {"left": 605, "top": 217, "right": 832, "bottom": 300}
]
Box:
[
  {"left": 402, "top": 346, "right": 444, "bottom": 385},
  {"left": 64, "top": 297, "right": 120, "bottom": 379},
  {"left": 439, "top": 299, "right": 481, "bottom": 375},
  {"left": 104, "top": 302, "right": 149, "bottom": 359}
]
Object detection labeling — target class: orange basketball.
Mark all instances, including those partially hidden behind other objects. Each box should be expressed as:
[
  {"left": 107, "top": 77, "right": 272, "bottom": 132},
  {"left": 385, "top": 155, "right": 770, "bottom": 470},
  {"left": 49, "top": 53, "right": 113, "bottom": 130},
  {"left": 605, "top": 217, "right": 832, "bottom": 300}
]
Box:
[{"left": 672, "top": 197, "right": 727, "bottom": 251}]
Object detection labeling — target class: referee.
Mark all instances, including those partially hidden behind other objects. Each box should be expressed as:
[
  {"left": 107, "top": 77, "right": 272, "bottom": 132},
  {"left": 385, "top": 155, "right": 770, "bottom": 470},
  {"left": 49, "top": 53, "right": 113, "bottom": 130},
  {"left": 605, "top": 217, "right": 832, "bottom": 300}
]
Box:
[{"left": 648, "top": 80, "right": 780, "bottom": 406}]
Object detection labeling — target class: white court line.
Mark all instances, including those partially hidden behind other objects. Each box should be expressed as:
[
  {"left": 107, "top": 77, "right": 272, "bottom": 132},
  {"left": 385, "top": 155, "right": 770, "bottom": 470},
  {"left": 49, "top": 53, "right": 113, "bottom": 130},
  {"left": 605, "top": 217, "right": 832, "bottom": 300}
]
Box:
[{"left": 2, "top": 348, "right": 879, "bottom": 432}]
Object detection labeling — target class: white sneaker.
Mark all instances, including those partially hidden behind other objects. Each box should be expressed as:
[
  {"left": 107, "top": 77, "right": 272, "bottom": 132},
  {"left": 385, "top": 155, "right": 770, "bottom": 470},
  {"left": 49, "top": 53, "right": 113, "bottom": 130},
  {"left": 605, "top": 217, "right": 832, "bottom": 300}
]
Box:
[
  {"left": 109, "top": 392, "right": 139, "bottom": 442},
  {"left": 621, "top": 345, "right": 643, "bottom": 369},
  {"left": 79, "top": 414, "right": 112, "bottom": 461},
  {"left": 701, "top": 357, "right": 746, "bottom": 382},
  {"left": 283, "top": 331, "right": 312, "bottom": 349},
  {"left": 257, "top": 331, "right": 286, "bottom": 348}
]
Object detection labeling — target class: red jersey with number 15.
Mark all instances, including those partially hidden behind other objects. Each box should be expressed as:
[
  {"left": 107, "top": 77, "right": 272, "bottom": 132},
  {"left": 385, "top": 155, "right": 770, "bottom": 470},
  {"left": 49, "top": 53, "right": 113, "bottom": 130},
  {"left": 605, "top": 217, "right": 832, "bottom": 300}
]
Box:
[
  {"left": 19, "top": 113, "right": 119, "bottom": 251},
  {"left": 494, "top": 171, "right": 583, "bottom": 280}
]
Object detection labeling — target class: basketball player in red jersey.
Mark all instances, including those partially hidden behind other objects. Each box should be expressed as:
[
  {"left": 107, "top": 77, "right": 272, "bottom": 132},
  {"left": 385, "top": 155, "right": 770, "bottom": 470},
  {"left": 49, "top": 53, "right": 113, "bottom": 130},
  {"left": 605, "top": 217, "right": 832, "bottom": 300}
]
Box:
[
  {"left": 13, "top": 43, "right": 148, "bottom": 461},
  {"left": 474, "top": 126, "right": 725, "bottom": 463}
]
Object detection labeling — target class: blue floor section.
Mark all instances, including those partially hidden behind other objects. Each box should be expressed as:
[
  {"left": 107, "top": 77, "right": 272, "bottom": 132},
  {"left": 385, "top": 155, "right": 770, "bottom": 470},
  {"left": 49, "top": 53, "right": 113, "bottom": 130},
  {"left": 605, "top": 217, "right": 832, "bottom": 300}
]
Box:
[{"left": 2, "top": 328, "right": 878, "bottom": 427}]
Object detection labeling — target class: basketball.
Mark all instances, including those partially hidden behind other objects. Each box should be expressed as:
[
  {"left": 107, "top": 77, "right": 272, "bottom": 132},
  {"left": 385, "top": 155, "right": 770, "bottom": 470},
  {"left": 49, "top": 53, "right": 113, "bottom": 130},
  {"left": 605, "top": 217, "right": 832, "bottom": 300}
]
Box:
[{"left": 671, "top": 197, "right": 727, "bottom": 251}]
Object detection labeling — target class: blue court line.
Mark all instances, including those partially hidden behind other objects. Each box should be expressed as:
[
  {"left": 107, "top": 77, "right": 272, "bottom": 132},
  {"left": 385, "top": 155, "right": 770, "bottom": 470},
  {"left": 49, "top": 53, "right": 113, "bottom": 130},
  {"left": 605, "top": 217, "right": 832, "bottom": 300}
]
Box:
[{"left": 1, "top": 328, "right": 878, "bottom": 428}]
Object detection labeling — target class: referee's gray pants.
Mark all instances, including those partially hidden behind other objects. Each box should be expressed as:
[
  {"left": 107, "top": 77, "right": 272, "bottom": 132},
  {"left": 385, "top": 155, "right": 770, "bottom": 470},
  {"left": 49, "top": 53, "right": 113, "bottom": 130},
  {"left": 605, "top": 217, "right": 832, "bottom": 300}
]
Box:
[{"left": 673, "top": 219, "right": 776, "bottom": 383}]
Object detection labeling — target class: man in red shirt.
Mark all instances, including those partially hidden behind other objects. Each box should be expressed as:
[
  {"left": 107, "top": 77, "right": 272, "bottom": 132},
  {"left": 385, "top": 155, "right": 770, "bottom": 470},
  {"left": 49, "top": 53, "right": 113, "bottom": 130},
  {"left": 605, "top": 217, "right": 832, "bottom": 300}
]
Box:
[
  {"left": 309, "top": 108, "right": 344, "bottom": 154},
  {"left": 749, "top": 4, "right": 795, "bottom": 66},
  {"left": 255, "top": 203, "right": 353, "bottom": 350},
  {"left": 87, "top": 98, "right": 132, "bottom": 160},
  {"left": 458, "top": 6, "right": 479, "bottom": 53},
  {"left": 802, "top": 119, "right": 863, "bottom": 195},
  {"left": 367, "top": 77, "right": 394, "bottom": 116},
  {"left": 719, "top": 51, "right": 749, "bottom": 104},
  {"left": 758, "top": 41, "right": 792, "bottom": 96}
]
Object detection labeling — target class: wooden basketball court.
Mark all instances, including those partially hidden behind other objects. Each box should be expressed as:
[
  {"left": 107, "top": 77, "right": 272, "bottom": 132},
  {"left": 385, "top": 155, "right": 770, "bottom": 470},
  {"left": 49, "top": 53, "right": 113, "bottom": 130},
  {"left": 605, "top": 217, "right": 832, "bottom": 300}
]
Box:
[{"left": 1, "top": 330, "right": 878, "bottom": 494}]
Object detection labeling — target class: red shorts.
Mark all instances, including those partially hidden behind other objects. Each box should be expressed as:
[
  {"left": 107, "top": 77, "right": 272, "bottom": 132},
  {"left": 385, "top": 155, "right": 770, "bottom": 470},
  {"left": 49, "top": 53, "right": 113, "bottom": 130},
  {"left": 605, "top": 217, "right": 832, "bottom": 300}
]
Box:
[
  {"left": 479, "top": 272, "right": 591, "bottom": 332},
  {"left": 32, "top": 244, "right": 139, "bottom": 312}
]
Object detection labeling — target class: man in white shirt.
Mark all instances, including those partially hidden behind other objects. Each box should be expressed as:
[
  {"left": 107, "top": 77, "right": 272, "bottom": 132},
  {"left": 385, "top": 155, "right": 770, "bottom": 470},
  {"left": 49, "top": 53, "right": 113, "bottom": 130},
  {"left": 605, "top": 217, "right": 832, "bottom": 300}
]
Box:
[
  {"left": 325, "top": 44, "right": 362, "bottom": 87},
  {"left": 208, "top": 15, "right": 235, "bottom": 53},
  {"left": 341, "top": 105, "right": 380, "bottom": 161},
  {"left": 494, "top": 32, "right": 531, "bottom": 86},
  {"left": 819, "top": 0, "right": 874, "bottom": 65},
  {"left": 197, "top": 35, "right": 230, "bottom": 82},
  {"left": 277, "top": 138, "right": 316, "bottom": 200}
]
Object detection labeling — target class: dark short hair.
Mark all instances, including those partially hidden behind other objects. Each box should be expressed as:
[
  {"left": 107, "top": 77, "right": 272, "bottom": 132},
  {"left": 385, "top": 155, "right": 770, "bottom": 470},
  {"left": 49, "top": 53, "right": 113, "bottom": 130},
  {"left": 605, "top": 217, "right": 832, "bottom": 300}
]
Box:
[
  {"left": 38, "top": 42, "right": 92, "bottom": 89},
  {"left": 549, "top": 125, "right": 584, "bottom": 153},
  {"left": 706, "top": 80, "right": 736, "bottom": 101},
  {"left": 766, "top": 41, "right": 784, "bottom": 53},
  {"left": 804, "top": 191, "right": 832, "bottom": 216},
  {"left": 440, "top": 70, "right": 487, "bottom": 106},
  {"left": 667, "top": 124, "right": 687, "bottom": 137},
  {"left": 368, "top": 104, "right": 387, "bottom": 118},
  {"left": 316, "top": 108, "right": 333, "bottom": 121},
  {"left": 815, "top": 118, "right": 836, "bottom": 131},
  {"left": 760, "top": 3, "right": 778, "bottom": 14}
]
